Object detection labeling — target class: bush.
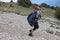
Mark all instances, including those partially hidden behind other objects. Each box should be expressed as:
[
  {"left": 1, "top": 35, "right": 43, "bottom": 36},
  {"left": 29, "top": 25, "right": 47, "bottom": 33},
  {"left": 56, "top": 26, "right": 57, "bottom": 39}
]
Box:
[
  {"left": 0, "top": 3, "right": 1, "bottom": 6},
  {"left": 40, "top": 3, "right": 56, "bottom": 9},
  {"left": 40, "top": 3, "right": 50, "bottom": 8},
  {"left": 50, "top": 6, "right": 56, "bottom": 9},
  {"left": 17, "top": 0, "right": 32, "bottom": 8},
  {"left": 55, "top": 7, "right": 60, "bottom": 20},
  {"left": 0, "top": 2, "right": 4, "bottom": 6}
]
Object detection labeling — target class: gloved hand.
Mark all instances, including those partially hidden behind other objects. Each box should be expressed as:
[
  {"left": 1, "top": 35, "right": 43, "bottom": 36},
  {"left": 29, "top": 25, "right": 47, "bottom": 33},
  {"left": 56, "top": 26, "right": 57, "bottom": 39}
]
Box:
[{"left": 35, "top": 19, "right": 38, "bottom": 21}]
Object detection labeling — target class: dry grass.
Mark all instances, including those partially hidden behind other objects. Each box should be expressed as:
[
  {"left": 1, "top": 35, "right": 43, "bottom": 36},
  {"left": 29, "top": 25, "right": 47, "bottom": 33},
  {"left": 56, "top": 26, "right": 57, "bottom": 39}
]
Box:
[
  {"left": 0, "top": 2, "right": 33, "bottom": 16},
  {"left": 0, "top": 2, "right": 55, "bottom": 17},
  {"left": 42, "top": 8, "right": 55, "bottom": 18}
]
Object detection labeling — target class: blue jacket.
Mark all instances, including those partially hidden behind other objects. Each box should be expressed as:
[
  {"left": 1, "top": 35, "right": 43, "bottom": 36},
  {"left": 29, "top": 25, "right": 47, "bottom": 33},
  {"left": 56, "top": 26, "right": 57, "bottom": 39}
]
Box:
[
  {"left": 27, "top": 11, "right": 37, "bottom": 26},
  {"left": 27, "top": 11, "right": 41, "bottom": 26},
  {"left": 27, "top": 11, "right": 37, "bottom": 22}
]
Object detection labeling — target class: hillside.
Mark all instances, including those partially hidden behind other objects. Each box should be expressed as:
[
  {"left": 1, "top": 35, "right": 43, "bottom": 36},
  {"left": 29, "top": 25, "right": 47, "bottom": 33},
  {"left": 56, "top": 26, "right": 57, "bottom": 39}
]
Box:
[
  {"left": 0, "top": 2, "right": 33, "bottom": 16},
  {"left": 0, "top": 12, "right": 60, "bottom": 40},
  {"left": 0, "top": 2, "right": 55, "bottom": 18},
  {"left": 0, "top": 2, "right": 60, "bottom": 40}
]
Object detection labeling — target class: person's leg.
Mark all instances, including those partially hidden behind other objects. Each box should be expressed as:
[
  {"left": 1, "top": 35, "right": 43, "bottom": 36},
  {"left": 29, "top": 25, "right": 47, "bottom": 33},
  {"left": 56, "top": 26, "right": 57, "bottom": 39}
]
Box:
[
  {"left": 28, "top": 21, "right": 34, "bottom": 36},
  {"left": 29, "top": 21, "right": 39, "bottom": 36},
  {"left": 29, "top": 29, "right": 34, "bottom": 36},
  {"left": 33, "top": 22, "right": 39, "bottom": 30}
]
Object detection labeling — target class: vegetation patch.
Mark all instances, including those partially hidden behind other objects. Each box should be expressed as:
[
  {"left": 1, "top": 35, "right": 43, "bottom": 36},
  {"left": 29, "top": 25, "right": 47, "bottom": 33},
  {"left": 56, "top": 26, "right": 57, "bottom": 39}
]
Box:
[{"left": 55, "top": 7, "right": 60, "bottom": 20}]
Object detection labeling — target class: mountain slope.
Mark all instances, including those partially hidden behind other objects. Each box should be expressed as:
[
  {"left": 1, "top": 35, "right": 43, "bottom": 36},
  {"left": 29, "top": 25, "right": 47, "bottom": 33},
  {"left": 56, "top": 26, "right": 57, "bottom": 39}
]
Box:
[{"left": 0, "top": 12, "right": 60, "bottom": 40}]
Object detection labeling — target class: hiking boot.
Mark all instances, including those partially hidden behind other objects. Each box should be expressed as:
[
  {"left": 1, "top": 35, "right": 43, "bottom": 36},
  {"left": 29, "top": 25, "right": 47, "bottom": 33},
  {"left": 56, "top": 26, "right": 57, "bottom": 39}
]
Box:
[
  {"left": 29, "top": 30, "right": 32, "bottom": 33},
  {"left": 29, "top": 33, "right": 33, "bottom": 36}
]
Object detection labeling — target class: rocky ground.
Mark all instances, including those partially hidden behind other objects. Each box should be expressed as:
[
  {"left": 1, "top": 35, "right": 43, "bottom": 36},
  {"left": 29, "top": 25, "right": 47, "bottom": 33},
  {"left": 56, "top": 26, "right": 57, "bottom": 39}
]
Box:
[{"left": 0, "top": 11, "right": 60, "bottom": 40}]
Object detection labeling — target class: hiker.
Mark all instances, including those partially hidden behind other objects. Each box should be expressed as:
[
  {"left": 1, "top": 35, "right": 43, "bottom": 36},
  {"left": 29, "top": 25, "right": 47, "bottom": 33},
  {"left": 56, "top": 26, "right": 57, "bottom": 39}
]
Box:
[{"left": 27, "top": 5, "right": 42, "bottom": 36}]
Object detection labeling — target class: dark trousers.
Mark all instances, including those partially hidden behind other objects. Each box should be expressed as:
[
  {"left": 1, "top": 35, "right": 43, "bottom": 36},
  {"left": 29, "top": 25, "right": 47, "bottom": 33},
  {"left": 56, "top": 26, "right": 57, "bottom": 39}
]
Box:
[
  {"left": 27, "top": 20, "right": 39, "bottom": 30},
  {"left": 33, "top": 21, "right": 39, "bottom": 30}
]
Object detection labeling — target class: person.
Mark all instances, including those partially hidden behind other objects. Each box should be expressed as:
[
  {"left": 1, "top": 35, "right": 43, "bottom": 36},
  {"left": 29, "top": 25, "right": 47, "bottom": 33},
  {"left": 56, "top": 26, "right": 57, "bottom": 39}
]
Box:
[{"left": 27, "top": 5, "right": 42, "bottom": 36}]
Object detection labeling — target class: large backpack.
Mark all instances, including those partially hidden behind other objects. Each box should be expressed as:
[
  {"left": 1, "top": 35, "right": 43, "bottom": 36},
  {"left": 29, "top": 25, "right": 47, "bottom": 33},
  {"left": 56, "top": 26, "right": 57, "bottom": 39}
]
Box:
[{"left": 27, "top": 11, "right": 37, "bottom": 21}]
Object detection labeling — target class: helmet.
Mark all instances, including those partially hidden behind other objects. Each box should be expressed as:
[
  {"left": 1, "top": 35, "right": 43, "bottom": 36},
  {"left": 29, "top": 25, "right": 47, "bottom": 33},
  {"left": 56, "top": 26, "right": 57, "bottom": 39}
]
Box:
[{"left": 33, "top": 5, "right": 41, "bottom": 10}]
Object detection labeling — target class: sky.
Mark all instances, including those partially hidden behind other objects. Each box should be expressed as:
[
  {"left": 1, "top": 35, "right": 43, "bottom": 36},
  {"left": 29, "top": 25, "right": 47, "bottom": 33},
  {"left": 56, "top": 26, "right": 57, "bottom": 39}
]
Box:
[
  {"left": 30, "top": 0, "right": 60, "bottom": 6},
  {"left": 0, "top": 0, "right": 60, "bottom": 6}
]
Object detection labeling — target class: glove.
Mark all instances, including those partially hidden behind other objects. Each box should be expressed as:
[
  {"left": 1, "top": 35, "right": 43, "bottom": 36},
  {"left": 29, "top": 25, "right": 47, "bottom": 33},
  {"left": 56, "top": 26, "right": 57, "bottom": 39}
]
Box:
[{"left": 39, "top": 15, "right": 41, "bottom": 18}]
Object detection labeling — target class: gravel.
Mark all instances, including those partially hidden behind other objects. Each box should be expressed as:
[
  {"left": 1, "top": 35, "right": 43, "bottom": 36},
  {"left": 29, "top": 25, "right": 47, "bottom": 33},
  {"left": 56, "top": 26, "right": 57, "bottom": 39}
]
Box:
[{"left": 0, "top": 12, "right": 60, "bottom": 40}]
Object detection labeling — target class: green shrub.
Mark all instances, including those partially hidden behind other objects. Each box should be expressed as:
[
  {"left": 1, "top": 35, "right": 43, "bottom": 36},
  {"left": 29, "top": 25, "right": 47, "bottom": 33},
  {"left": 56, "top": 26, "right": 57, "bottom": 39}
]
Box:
[
  {"left": 0, "top": 3, "right": 1, "bottom": 6},
  {"left": 10, "top": 0, "right": 13, "bottom": 3},
  {"left": 40, "top": 3, "right": 50, "bottom": 8},
  {"left": 0, "top": 2, "right": 3, "bottom": 6},
  {"left": 40, "top": 3, "right": 56, "bottom": 9},
  {"left": 17, "top": 0, "right": 31, "bottom": 8},
  {"left": 55, "top": 7, "right": 60, "bottom": 20},
  {"left": 50, "top": 6, "right": 56, "bottom": 9}
]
